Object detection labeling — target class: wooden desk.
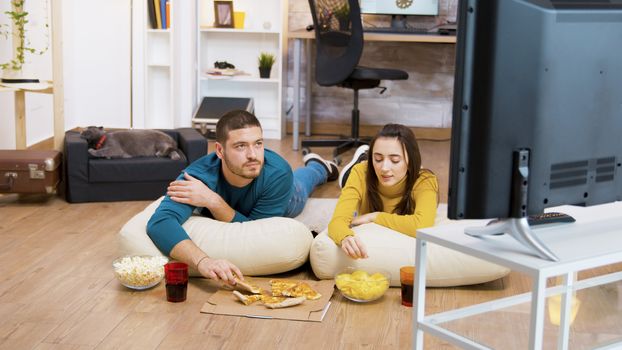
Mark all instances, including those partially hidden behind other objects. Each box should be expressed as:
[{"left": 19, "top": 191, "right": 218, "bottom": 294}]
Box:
[{"left": 288, "top": 29, "right": 456, "bottom": 151}]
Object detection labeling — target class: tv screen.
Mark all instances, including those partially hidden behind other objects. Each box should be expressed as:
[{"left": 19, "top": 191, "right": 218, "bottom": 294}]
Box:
[{"left": 448, "top": 0, "right": 622, "bottom": 259}]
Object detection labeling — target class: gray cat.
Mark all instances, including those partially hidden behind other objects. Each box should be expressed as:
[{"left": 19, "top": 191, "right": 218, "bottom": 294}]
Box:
[{"left": 80, "top": 126, "right": 186, "bottom": 161}]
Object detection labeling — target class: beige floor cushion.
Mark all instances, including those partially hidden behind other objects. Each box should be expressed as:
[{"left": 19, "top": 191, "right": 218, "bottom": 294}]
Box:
[
  {"left": 118, "top": 197, "right": 313, "bottom": 276},
  {"left": 310, "top": 204, "right": 511, "bottom": 287}
]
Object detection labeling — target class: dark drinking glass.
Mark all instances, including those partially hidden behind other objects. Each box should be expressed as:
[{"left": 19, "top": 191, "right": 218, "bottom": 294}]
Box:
[
  {"left": 400, "top": 266, "right": 415, "bottom": 307},
  {"left": 166, "top": 282, "right": 188, "bottom": 302},
  {"left": 164, "top": 262, "right": 188, "bottom": 303}
]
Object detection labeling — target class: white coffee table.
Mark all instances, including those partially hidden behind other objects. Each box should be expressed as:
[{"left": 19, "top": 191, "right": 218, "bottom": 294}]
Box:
[{"left": 413, "top": 202, "right": 622, "bottom": 350}]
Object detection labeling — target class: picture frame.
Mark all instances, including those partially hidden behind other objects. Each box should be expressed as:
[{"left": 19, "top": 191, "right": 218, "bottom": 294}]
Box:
[{"left": 214, "top": 1, "right": 234, "bottom": 28}]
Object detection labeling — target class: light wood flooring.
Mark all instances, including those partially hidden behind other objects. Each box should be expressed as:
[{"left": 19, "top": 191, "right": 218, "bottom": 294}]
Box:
[{"left": 0, "top": 136, "right": 621, "bottom": 349}]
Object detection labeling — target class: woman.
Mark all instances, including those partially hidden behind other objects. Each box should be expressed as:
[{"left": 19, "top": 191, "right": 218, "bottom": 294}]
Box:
[{"left": 328, "top": 123, "right": 439, "bottom": 259}]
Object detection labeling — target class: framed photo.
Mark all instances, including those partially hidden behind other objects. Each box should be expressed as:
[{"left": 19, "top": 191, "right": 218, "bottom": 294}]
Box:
[{"left": 214, "top": 1, "right": 234, "bottom": 28}]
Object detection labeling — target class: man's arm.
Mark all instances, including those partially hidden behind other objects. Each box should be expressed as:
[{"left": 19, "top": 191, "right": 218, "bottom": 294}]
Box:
[
  {"left": 167, "top": 172, "right": 235, "bottom": 222},
  {"left": 169, "top": 169, "right": 293, "bottom": 222},
  {"left": 147, "top": 190, "right": 243, "bottom": 283},
  {"left": 146, "top": 196, "right": 195, "bottom": 254},
  {"left": 170, "top": 239, "right": 242, "bottom": 283}
]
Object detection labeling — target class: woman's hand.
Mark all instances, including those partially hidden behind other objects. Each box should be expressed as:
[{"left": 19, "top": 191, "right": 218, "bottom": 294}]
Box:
[
  {"left": 340, "top": 235, "right": 368, "bottom": 259},
  {"left": 351, "top": 212, "right": 379, "bottom": 226},
  {"left": 167, "top": 172, "right": 217, "bottom": 207},
  {"left": 197, "top": 256, "right": 243, "bottom": 285}
]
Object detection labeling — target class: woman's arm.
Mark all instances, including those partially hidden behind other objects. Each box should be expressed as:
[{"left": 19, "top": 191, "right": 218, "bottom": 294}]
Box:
[
  {"left": 374, "top": 173, "right": 439, "bottom": 237},
  {"left": 328, "top": 165, "right": 366, "bottom": 245}
]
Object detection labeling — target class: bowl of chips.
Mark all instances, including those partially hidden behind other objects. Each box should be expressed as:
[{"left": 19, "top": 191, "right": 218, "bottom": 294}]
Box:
[
  {"left": 334, "top": 267, "right": 391, "bottom": 302},
  {"left": 112, "top": 255, "right": 169, "bottom": 290}
]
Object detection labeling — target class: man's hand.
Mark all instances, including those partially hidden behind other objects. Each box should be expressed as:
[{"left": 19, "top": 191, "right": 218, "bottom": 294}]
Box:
[
  {"left": 340, "top": 235, "right": 368, "bottom": 259},
  {"left": 197, "top": 256, "right": 243, "bottom": 284},
  {"left": 167, "top": 172, "right": 217, "bottom": 208},
  {"left": 351, "top": 212, "right": 379, "bottom": 226}
]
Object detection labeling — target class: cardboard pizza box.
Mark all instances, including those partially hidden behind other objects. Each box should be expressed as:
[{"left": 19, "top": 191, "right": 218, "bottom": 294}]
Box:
[{"left": 200, "top": 278, "right": 335, "bottom": 322}]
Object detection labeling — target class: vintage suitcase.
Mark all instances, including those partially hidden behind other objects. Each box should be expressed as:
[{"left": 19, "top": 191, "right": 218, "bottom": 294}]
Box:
[{"left": 0, "top": 150, "right": 62, "bottom": 194}]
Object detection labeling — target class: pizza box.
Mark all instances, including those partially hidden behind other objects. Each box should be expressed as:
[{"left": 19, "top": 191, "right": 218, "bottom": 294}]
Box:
[{"left": 200, "top": 278, "right": 335, "bottom": 322}]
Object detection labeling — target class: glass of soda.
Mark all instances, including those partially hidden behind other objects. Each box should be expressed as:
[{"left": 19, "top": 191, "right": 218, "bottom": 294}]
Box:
[
  {"left": 164, "top": 262, "right": 188, "bottom": 302},
  {"left": 400, "top": 266, "right": 415, "bottom": 307}
]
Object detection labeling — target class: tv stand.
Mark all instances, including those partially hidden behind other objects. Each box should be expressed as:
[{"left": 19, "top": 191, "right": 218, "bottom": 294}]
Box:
[
  {"left": 414, "top": 201, "right": 622, "bottom": 349},
  {"left": 465, "top": 149, "right": 560, "bottom": 261},
  {"left": 465, "top": 217, "right": 559, "bottom": 261}
]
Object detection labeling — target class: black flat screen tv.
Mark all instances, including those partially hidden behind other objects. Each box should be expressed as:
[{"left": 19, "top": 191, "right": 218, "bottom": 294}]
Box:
[{"left": 448, "top": 0, "right": 622, "bottom": 260}]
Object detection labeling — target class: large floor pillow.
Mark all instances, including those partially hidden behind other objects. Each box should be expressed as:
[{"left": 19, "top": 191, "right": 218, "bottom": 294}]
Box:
[
  {"left": 118, "top": 197, "right": 313, "bottom": 276},
  {"left": 310, "top": 204, "right": 510, "bottom": 287}
]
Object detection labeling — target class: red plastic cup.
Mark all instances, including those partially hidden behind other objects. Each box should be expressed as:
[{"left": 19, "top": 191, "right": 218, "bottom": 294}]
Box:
[{"left": 164, "top": 262, "right": 188, "bottom": 302}]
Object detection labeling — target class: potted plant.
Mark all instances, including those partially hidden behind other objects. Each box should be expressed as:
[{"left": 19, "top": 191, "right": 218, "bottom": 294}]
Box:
[
  {"left": 258, "top": 52, "right": 275, "bottom": 79},
  {"left": 0, "top": 0, "right": 49, "bottom": 83}
]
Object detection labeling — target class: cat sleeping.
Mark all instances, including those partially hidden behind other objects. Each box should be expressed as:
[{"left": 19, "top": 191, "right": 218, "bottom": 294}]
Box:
[{"left": 80, "top": 126, "right": 186, "bottom": 161}]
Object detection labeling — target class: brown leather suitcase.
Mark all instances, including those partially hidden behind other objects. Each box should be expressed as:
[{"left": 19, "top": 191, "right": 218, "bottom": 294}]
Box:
[{"left": 0, "top": 150, "right": 62, "bottom": 194}]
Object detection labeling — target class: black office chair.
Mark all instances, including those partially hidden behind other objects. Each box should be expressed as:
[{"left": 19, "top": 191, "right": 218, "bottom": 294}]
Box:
[{"left": 302, "top": 0, "right": 408, "bottom": 160}]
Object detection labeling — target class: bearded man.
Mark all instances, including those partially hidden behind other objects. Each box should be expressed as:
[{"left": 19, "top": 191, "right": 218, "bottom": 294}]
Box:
[{"left": 147, "top": 110, "right": 339, "bottom": 284}]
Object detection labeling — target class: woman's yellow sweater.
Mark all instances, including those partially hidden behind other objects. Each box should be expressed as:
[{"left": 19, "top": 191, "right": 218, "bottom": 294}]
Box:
[{"left": 328, "top": 162, "right": 439, "bottom": 245}]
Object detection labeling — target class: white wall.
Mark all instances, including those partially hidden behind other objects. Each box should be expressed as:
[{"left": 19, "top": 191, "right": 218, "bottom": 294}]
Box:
[
  {"left": 0, "top": 0, "right": 53, "bottom": 149},
  {"left": 0, "top": 0, "right": 131, "bottom": 149}
]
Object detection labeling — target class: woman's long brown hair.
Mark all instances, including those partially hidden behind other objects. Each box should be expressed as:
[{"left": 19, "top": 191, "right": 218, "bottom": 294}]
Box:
[{"left": 366, "top": 124, "right": 422, "bottom": 215}]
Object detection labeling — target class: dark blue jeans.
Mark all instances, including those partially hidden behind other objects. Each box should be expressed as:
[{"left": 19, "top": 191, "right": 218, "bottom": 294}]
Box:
[{"left": 284, "top": 162, "right": 327, "bottom": 217}]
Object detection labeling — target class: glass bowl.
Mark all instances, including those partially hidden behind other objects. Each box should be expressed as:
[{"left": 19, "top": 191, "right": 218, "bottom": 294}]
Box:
[
  {"left": 112, "top": 255, "right": 169, "bottom": 290},
  {"left": 334, "top": 267, "right": 391, "bottom": 302}
]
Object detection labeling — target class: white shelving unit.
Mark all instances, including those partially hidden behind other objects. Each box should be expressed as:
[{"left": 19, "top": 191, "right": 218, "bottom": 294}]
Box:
[
  {"left": 132, "top": 0, "right": 197, "bottom": 129},
  {"left": 197, "top": 0, "right": 287, "bottom": 139}
]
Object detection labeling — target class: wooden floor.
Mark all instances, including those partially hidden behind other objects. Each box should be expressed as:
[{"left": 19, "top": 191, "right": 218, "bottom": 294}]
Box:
[{"left": 1, "top": 135, "right": 621, "bottom": 349}]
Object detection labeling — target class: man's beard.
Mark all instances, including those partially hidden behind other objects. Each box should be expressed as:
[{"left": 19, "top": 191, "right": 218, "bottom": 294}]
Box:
[{"left": 223, "top": 157, "right": 263, "bottom": 180}]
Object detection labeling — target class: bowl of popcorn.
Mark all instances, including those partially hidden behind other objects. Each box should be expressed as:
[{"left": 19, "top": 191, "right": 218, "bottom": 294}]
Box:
[
  {"left": 112, "top": 255, "right": 169, "bottom": 290},
  {"left": 334, "top": 267, "right": 391, "bottom": 302}
]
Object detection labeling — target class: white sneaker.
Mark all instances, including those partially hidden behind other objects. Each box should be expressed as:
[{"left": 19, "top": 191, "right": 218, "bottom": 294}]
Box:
[
  {"left": 339, "top": 144, "right": 369, "bottom": 188},
  {"left": 303, "top": 153, "right": 340, "bottom": 182}
]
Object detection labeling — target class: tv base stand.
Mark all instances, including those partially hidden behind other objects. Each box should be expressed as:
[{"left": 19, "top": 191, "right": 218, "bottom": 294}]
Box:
[{"left": 466, "top": 217, "right": 559, "bottom": 261}]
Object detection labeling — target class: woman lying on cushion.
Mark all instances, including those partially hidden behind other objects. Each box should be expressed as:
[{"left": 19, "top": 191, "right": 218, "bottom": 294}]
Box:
[{"left": 329, "top": 123, "right": 439, "bottom": 259}]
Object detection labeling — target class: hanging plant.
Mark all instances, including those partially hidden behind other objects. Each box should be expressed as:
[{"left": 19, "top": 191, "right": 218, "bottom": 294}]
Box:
[{"left": 0, "top": 0, "right": 49, "bottom": 72}]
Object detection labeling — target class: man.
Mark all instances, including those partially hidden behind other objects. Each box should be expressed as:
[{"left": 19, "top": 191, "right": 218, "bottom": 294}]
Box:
[{"left": 147, "top": 110, "right": 338, "bottom": 284}]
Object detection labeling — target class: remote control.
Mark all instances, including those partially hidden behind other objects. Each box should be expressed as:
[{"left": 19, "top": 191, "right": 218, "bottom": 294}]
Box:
[{"left": 528, "top": 212, "right": 576, "bottom": 226}]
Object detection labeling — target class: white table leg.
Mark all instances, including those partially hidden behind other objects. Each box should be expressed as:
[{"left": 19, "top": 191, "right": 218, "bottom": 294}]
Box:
[
  {"left": 529, "top": 273, "right": 547, "bottom": 349},
  {"left": 292, "top": 38, "right": 301, "bottom": 151},
  {"left": 413, "top": 239, "right": 428, "bottom": 350},
  {"left": 558, "top": 272, "right": 575, "bottom": 350},
  {"left": 304, "top": 39, "right": 312, "bottom": 137}
]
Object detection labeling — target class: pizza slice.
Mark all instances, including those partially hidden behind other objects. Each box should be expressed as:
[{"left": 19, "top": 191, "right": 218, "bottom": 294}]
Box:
[
  {"left": 270, "top": 279, "right": 299, "bottom": 297},
  {"left": 232, "top": 290, "right": 263, "bottom": 305},
  {"left": 234, "top": 277, "right": 263, "bottom": 294},
  {"left": 270, "top": 279, "right": 322, "bottom": 300},
  {"left": 259, "top": 292, "right": 287, "bottom": 305},
  {"left": 233, "top": 290, "right": 306, "bottom": 309},
  {"left": 263, "top": 296, "right": 306, "bottom": 309},
  {"left": 283, "top": 282, "right": 322, "bottom": 300}
]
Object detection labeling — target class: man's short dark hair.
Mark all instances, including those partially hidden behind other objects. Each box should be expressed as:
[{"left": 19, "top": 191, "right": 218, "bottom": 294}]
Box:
[{"left": 216, "top": 110, "right": 262, "bottom": 144}]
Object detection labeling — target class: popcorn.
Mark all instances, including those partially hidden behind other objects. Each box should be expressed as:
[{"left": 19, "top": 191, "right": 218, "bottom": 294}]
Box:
[{"left": 112, "top": 255, "right": 168, "bottom": 289}]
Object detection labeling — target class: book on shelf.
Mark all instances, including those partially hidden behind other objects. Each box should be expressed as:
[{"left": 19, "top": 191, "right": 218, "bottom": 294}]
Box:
[
  {"left": 165, "top": 1, "right": 171, "bottom": 29},
  {"left": 160, "top": 0, "right": 167, "bottom": 29},
  {"left": 153, "top": 0, "right": 162, "bottom": 29},
  {"left": 147, "top": 0, "right": 157, "bottom": 29}
]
